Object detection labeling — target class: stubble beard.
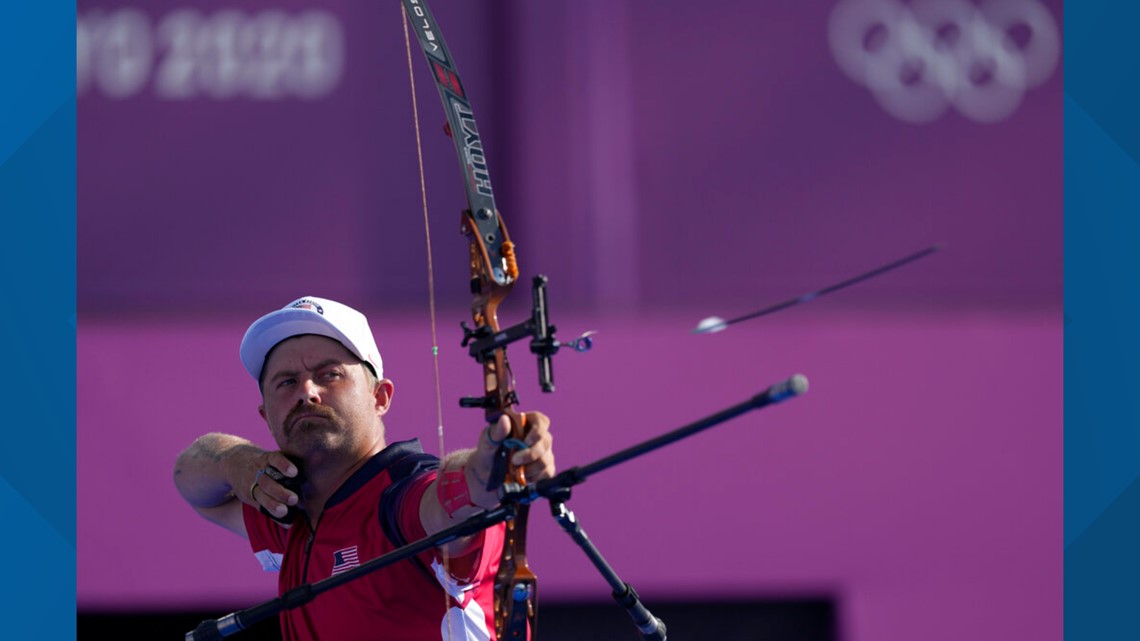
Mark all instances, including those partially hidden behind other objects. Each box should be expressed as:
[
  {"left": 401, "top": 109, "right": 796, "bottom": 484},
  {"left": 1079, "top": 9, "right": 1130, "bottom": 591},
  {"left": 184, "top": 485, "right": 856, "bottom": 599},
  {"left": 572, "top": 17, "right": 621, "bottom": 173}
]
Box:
[
  {"left": 275, "top": 401, "right": 383, "bottom": 467},
  {"left": 281, "top": 405, "right": 345, "bottom": 453}
]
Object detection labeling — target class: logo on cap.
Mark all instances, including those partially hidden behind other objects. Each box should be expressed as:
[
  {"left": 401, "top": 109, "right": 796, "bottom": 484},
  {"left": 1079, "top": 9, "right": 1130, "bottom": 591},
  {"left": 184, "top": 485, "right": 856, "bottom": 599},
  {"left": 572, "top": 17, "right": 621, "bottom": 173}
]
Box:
[{"left": 290, "top": 299, "right": 325, "bottom": 315}]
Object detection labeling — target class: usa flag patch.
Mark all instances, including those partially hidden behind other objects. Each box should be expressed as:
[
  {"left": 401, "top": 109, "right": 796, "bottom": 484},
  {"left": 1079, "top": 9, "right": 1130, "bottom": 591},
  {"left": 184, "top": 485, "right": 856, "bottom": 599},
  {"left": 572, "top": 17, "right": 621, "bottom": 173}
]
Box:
[{"left": 331, "top": 546, "right": 360, "bottom": 576}]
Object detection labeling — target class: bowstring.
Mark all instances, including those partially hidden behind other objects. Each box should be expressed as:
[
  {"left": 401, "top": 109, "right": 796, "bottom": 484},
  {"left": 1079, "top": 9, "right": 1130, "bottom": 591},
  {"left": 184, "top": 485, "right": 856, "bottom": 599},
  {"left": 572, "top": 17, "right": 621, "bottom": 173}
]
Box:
[{"left": 401, "top": 4, "right": 454, "bottom": 638}]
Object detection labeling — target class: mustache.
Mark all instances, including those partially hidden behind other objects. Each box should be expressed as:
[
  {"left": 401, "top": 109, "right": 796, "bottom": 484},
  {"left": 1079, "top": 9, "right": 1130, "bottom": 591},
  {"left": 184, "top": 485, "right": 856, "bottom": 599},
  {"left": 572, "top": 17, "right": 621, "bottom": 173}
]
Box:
[{"left": 285, "top": 403, "right": 337, "bottom": 433}]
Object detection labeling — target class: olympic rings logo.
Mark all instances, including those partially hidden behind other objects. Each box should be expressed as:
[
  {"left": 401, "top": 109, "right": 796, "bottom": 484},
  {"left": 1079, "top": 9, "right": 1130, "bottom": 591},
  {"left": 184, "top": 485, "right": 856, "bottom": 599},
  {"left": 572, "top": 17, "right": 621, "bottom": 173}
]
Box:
[{"left": 828, "top": 0, "right": 1060, "bottom": 123}]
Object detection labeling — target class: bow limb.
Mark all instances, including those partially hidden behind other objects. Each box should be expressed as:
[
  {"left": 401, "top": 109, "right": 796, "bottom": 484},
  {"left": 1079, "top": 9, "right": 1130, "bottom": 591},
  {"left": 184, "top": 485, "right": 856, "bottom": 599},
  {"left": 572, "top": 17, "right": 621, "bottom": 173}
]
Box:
[{"left": 401, "top": 1, "right": 536, "bottom": 639}]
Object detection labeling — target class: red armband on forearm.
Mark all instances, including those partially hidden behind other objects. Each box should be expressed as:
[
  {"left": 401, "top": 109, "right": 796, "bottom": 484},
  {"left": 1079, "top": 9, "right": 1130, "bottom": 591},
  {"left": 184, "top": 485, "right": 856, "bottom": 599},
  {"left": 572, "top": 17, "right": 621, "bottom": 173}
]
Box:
[{"left": 437, "top": 468, "right": 477, "bottom": 517}]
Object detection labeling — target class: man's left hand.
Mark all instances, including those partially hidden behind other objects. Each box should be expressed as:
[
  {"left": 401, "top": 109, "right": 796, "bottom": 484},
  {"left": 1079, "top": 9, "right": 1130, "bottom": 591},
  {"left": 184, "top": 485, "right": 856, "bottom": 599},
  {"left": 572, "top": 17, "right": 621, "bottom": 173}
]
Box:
[{"left": 466, "top": 412, "right": 555, "bottom": 509}]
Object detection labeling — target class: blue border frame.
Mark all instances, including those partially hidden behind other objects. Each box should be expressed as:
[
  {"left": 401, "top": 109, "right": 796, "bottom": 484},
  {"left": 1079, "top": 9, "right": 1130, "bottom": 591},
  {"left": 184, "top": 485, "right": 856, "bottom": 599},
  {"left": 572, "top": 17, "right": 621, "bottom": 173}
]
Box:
[
  {"left": 0, "top": 2, "right": 77, "bottom": 637},
  {"left": 1065, "top": 1, "right": 1140, "bottom": 639}
]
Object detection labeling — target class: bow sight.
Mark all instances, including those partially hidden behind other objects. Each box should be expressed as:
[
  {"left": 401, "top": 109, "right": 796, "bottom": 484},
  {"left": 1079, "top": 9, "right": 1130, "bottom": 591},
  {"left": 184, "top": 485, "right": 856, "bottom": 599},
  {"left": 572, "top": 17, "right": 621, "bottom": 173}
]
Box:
[{"left": 459, "top": 275, "right": 594, "bottom": 401}]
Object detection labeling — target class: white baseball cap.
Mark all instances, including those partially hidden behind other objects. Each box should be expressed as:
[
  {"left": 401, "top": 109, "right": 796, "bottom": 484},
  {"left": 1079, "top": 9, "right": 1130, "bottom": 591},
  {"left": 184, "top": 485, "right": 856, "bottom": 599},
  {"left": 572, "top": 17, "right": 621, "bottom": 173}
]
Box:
[{"left": 240, "top": 296, "right": 383, "bottom": 383}]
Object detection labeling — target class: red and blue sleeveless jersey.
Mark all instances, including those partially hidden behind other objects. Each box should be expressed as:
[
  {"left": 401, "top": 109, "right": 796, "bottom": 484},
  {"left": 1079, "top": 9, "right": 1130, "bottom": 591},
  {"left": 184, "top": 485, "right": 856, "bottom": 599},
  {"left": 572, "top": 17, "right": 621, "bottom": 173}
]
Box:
[{"left": 242, "top": 439, "right": 506, "bottom": 641}]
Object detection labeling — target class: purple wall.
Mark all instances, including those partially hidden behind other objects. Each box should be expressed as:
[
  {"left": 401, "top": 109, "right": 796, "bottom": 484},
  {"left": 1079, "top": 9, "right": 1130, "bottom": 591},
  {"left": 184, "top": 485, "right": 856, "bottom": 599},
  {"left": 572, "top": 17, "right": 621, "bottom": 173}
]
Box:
[
  {"left": 78, "top": 0, "right": 1061, "bottom": 316},
  {"left": 79, "top": 312, "right": 1061, "bottom": 641},
  {"left": 77, "top": 1, "right": 1063, "bottom": 640}
]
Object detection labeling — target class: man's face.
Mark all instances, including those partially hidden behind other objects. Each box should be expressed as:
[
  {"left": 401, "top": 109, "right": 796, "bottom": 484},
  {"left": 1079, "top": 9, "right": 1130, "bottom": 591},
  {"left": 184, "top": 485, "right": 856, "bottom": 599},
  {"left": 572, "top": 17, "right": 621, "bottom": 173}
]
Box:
[{"left": 258, "top": 334, "right": 391, "bottom": 459}]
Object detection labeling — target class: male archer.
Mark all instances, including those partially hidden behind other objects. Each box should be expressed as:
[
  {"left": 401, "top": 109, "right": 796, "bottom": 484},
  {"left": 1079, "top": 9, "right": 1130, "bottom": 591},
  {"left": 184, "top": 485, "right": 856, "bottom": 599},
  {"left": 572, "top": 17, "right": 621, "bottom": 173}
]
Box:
[{"left": 174, "top": 296, "right": 554, "bottom": 640}]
